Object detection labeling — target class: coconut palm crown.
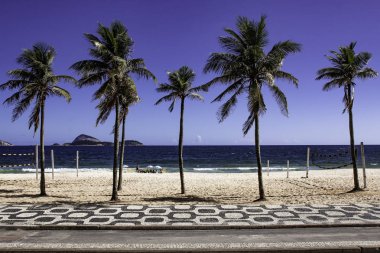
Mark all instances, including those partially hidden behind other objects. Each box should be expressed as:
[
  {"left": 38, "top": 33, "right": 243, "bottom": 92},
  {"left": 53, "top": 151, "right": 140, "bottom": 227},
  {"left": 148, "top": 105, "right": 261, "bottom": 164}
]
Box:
[
  {"left": 201, "top": 16, "right": 301, "bottom": 200},
  {"left": 0, "top": 42, "right": 75, "bottom": 196},
  {"left": 316, "top": 42, "right": 377, "bottom": 191},
  {"left": 155, "top": 66, "right": 203, "bottom": 194}
]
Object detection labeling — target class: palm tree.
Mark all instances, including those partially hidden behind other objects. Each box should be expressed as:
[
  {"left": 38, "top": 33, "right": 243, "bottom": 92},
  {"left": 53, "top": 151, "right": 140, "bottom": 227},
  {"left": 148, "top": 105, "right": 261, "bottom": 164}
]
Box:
[
  {"left": 316, "top": 42, "right": 377, "bottom": 191},
  {"left": 70, "top": 21, "right": 155, "bottom": 200},
  {"left": 118, "top": 77, "right": 140, "bottom": 191},
  {"left": 71, "top": 21, "right": 131, "bottom": 201},
  {"left": 155, "top": 66, "right": 203, "bottom": 194},
  {"left": 0, "top": 43, "right": 75, "bottom": 196},
  {"left": 201, "top": 16, "right": 301, "bottom": 200}
]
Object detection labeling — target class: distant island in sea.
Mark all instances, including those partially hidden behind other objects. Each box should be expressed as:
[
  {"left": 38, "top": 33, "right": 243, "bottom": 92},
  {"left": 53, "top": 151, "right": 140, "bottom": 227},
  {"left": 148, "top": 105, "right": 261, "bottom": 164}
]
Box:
[
  {"left": 0, "top": 140, "right": 12, "bottom": 146},
  {"left": 0, "top": 134, "right": 143, "bottom": 146},
  {"left": 62, "top": 134, "right": 143, "bottom": 146}
]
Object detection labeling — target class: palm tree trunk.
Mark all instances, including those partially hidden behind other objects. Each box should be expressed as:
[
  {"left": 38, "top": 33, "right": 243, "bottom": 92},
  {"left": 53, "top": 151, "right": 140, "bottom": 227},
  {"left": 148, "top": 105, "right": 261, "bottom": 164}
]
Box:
[
  {"left": 111, "top": 99, "right": 120, "bottom": 201},
  {"left": 178, "top": 98, "right": 185, "bottom": 194},
  {"left": 254, "top": 114, "right": 265, "bottom": 200},
  {"left": 39, "top": 102, "right": 46, "bottom": 196},
  {"left": 347, "top": 85, "right": 360, "bottom": 191},
  {"left": 117, "top": 115, "right": 126, "bottom": 191}
]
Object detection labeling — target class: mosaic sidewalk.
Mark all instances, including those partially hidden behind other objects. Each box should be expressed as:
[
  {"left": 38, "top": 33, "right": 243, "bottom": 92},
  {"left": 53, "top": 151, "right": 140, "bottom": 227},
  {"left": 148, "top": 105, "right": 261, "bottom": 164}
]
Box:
[{"left": 0, "top": 204, "right": 379, "bottom": 227}]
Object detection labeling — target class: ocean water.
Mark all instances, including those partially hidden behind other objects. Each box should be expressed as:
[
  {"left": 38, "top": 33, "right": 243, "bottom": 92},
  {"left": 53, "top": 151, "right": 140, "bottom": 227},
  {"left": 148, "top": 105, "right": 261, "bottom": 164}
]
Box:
[{"left": 0, "top": 145, "right": 379, "bottom": 173}]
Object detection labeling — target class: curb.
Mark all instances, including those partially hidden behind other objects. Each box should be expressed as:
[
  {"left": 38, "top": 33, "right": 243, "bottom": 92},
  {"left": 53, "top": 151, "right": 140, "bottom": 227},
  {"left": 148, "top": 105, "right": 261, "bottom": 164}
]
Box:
[
  {"left": 2, "top": 223, "right": 380, "bottom": 230},
  {"left": 0, "top": 246, "right": 379, "bottom": 253}
]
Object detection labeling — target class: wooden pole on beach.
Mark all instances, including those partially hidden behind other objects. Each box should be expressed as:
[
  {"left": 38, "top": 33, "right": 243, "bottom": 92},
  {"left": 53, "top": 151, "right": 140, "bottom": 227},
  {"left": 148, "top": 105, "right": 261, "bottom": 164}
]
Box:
[
  {"left": 306, "top": 147, "right": 310, "bottom": 178},
  {"left": 287, "top": 160, "right": 290, "bottom": 178},
  {"left": 76, "top": 151, "right": 79, "bottom": 177},
  {"left": 51, "top": 149, "right": 55, "bottom": 180},
  {"left": 35, "top": 145, "right": 38, "bottom": 180},
  {"left": 360, "top": 142, "right": 367, "bottom": 189},
  {"left": 267, "top": 160, "right": 270, "bottom": 176}
]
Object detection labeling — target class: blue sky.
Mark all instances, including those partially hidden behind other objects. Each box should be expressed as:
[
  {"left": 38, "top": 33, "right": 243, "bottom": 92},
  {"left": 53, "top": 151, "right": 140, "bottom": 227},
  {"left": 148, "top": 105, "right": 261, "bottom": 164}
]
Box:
[{"left": 0, "top": 0, "right": 379, "bottom": 145}]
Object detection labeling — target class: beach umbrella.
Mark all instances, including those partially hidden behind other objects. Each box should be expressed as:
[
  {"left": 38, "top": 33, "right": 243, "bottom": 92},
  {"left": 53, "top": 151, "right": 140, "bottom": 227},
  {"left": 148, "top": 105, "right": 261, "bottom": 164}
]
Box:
[
  {"left": 154, "top": 166, "right": 162, "bottom": 169},
  {"left": 147, "top": 165, "right": 154, "bottom": 169}
]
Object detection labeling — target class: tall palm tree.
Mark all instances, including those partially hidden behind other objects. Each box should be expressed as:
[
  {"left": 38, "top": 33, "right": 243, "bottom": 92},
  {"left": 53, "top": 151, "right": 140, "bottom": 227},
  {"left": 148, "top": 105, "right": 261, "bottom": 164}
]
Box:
[
  {"left": 118, "top": 77, "right": 140, "bottom": 191},
  {"left": 70, "top": 21, "right": 155, "bottom": 200},
  {"left": 71, "top": 21, "right": 131, "bottom": 201},
  {"left": 155, "top": 66, "right": 203, "bottom": 194},
  {"left": 0, "top": 43, "right": 75, "bottom": 196},
  {"left": 201, "top": 16, "right": 301, "bottom": 200},
  {"left": 316, "top": 42, "right": 377, "bottom": 191}
]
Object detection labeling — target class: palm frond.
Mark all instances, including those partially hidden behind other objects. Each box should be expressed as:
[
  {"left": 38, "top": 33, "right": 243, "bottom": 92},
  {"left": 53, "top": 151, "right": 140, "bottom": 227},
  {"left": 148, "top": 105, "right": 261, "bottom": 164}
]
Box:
[
  {"left": 322, "top": 79, "right": 343, "bottom": 91},
  {"left": 3, "top": 91, "right": 22, "bottom": 105},
  {"left": 28, "top": 103, "right": 40, "bottom": 133},
  {"left": 11, "top": 93, "right": 35, "bottom": 122},
  {"left": 155, "top": 93, "right": 176, "bottom": 105},
  {"left": 217, "top": 85, "right": 244, "bottom": 123},
  {"left": 212, "top": 79, "right": 244, "bottom": 102},
  {"left": 168, "top": 100, "right": 176, "bottom": 112},
  {"left": 268, "top": 84, "right": 288, "bottom": 116},
  {"left": 274, "top": 71, "right": 298, "bottom": 87},
  {"left": 0, "top": 80, "right": 28, "bottom": 91},
  {"left": 357, "top": 68, "right": 378, "bottom": 79},
  {"left": 51, "top": 86, "right": 72, "bottom": 102},
  {"left": 70, "top": 60, "right": 107, "bottom": 74},
  {"left": 242, "top": 111, "right": 255, "bottom": 136},
  {"left": 187, "top": 93, "right": 203, "bottom": 101}
]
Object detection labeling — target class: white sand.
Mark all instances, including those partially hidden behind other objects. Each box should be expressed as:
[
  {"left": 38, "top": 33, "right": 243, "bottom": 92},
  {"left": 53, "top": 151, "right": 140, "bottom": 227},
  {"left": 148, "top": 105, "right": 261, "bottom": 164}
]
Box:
[{"left": 0, "top": 169, "right": 379, "bottom": 204}]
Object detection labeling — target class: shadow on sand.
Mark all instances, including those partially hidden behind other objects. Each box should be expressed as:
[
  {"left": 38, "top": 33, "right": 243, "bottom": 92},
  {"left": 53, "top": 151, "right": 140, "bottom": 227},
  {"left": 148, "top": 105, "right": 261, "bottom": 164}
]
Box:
[
  {"left": 0, "top": 189, "right": 22, "bottom": 194},
  {"left": 143, "top": 195, "right": 217, "bottom": 203}
]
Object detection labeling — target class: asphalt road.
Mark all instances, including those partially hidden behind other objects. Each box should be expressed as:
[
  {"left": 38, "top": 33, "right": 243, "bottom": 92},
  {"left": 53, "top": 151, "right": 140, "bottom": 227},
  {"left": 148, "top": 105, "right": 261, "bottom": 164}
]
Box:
[{"left": 1, "top": 226, "right": 380, "bottom": 252}]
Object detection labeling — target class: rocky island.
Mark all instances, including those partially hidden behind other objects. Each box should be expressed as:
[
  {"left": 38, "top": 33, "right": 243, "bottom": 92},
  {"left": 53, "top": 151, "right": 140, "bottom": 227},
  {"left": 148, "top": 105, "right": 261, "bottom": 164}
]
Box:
[
  {"left": 0, "top": 140, "right": 12, "bottom": 146},
  {"left": 124, "top": 140, "right": 143, "bottom": 146},
  {"left": 63, "top": 134, "right": 143, "bottom": 146}
]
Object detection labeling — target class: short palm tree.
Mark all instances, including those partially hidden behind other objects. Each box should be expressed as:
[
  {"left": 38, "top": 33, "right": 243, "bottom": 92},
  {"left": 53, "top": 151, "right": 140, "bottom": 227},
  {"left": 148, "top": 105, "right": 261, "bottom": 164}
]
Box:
[
  {"left": 70, "top": 21, "right": 155, "bottom": 200},
  {"left": 316, "top": 42, "right": 377, "bottom": 191},
  {"left": 201, "top": 16, "right": 301, "bottom": 200},
  {"left": 155, "top": 66, "right": 203, "bottom": 194},
  {"left": 0, "top": 43, "right": 75, "bottom": 196}
]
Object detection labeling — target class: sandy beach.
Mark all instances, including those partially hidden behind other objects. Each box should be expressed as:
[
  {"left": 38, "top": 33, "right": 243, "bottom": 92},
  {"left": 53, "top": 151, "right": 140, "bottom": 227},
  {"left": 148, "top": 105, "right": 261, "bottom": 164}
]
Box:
[{"left": 0, "top": 169, "right": 379, "bottom": 205}]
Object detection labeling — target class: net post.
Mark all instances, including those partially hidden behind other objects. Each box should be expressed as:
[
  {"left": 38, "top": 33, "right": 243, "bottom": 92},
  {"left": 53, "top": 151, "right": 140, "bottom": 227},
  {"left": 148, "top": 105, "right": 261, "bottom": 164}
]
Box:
[
  {"left": 76, "top": 151, "right": 79, "bottom": 177},
  {"left": 267, "top": 160, "right": 269, "bottom": 176},
  {"left": 51, "top": 149, "right": 55, "bottom": 180},
  {"left": 360, "top": 142, "right": 367, "bottom": 189},
  {"left": 35, "top": 145, "right": 38, "bottom": 180},
  {"left": 306, "top": 147, "right": 310, "bottom": 178},
  {"left": 287, "top": 160, "right": 290, "bottom": 178}
]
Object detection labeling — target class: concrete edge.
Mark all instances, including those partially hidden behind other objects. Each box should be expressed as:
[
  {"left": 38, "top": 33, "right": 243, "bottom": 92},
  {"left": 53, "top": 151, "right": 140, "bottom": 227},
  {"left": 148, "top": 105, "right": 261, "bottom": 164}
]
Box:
[
  {"left": 0, "top": 245, "right": 378, "bottom": 252},
  {"left": 1, "top": 223, "right": 380, "bottom": 231}
]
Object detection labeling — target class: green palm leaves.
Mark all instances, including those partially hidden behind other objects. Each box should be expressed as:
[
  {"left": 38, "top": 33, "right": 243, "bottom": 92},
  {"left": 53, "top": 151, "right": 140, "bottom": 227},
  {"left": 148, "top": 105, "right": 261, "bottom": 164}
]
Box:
[
  {"left": 155, "top": 66, "right": 203, "bottom": 194},
  {"left": 0, "top": 42, "right": 76, "bottom": 196},
  {"left": 316, "top": 42, "right": 378, "bottom": 191},
  {"left": 1, "top": 43, "right": 75, "bottom": 132},
  {"left": 156, "top": 66, "right": 203, "bottom": 110},
  {"left": 71, "top": 21, "right": 155, "bottom": 200},
  {"left": 203, "top": 16, "right": 300, "bottom": 134}
]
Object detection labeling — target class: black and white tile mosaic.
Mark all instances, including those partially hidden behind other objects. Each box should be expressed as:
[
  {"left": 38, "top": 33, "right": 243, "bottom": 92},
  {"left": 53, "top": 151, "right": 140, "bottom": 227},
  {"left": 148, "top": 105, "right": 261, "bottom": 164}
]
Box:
[{"left": 0, "top": 204, "right": 379, "bottom": 226}]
